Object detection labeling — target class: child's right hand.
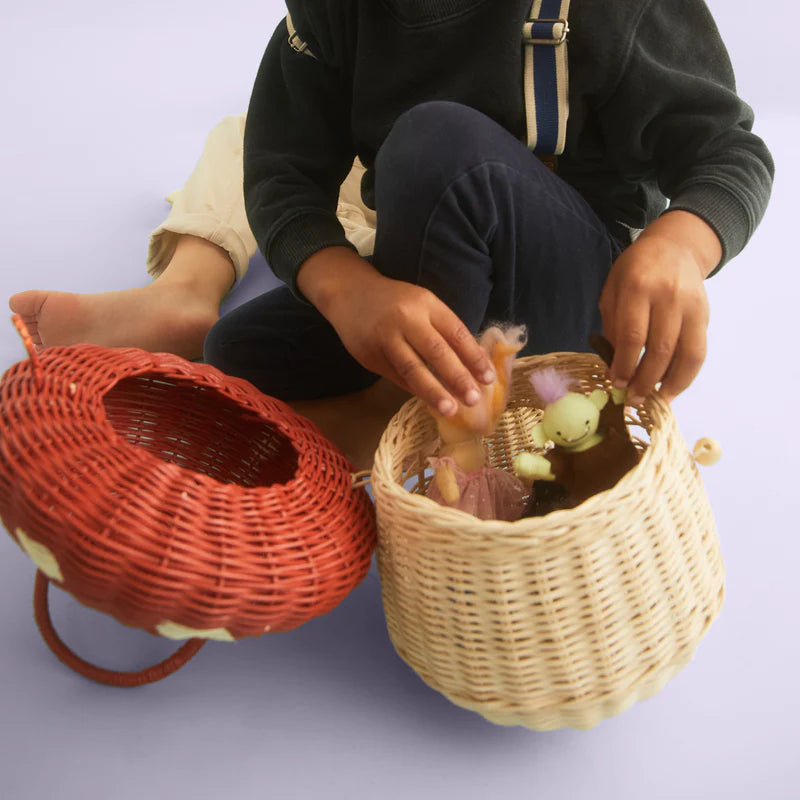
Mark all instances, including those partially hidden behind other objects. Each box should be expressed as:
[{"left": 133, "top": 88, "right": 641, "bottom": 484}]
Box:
[{"left": 296, "top": 247, "right": 496, "bottom": 416}]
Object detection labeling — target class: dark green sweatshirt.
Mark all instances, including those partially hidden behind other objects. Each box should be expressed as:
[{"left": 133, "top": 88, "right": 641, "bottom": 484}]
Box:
[{"left": 243, "top": 0, "right": 774, "bottom": 292}]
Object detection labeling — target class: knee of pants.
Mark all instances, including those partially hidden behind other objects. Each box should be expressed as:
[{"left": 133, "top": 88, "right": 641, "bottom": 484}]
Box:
[
  {"left": 202, "top": 295, "right": 382, "bottom": 401},
  {"left": 375, "top": 101, "right": 511, "bottom": 203},
  {"left": 202, "top": 309, "right": 277, "bottom": 380},
  {"left": 202, "top": 315, "right": 237, "bottom": 375}
]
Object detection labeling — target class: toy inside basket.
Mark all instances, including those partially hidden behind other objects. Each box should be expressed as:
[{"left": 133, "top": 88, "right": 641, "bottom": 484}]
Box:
[
  {"left": 370, "top": 351, "right": 725, "bottom": 730},
  {"left": 0, "top": 316, "right": 376, "bottom": 686}
]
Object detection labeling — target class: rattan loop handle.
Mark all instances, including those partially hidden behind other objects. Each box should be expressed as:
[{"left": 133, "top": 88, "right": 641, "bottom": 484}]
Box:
[
  {"left": 33, "top": 572, "right": 205, "bottom": 687},
  {"left": 11, "top": 314, "right": 43, "bottom": 388},
  {"left": 351, "top": 470, "right": 372, "bottom": 488}
]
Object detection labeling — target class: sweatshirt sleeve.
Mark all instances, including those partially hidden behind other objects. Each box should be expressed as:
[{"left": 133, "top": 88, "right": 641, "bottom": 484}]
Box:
[
  {"left": 243, "top": 4, "right": 357, "bottom": 296},
  {"left": 597, "top": 0, "right": 774, "bottom": 274}
]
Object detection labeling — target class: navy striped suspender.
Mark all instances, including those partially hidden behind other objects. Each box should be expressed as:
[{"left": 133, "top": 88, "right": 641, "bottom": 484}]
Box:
[{"left": 522, "top": 0, "right": 571, "bottom": 158}]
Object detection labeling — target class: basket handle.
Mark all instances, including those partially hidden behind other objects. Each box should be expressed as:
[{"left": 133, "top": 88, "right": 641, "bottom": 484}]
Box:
[
  {"left": 350, "top": 469, "right": 372, "bottom": 489},
  {"left": 692, "top": 437, "right": 722, "bottom": 466},
  {"left": 33, "top": 572, "right": 205, "bottom": 687}
]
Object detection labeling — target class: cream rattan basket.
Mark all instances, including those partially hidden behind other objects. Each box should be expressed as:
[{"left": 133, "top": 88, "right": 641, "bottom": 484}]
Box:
[{"left": 371, "top": 351, "right": 725, "bottom": 730}]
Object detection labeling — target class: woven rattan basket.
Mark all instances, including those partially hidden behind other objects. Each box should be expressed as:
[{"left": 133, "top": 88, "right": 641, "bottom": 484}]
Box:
[
  {"left": 371, "top": 351, "right": 725, "bottom": 730},
  {"left": 0, "top": 316, "right": 376, "bottom": 686}
]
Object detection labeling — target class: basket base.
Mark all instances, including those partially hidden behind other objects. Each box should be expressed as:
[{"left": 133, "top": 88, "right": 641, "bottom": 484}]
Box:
[{"left": 423, "top": 653, "right": 695, "bottom": 731}]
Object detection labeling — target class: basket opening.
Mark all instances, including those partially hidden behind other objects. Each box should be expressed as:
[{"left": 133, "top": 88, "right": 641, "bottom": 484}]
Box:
[
  {"left": 395, "top": 397, "right": 652, "bottom": 508},
  {"left": 101, "top": 373, "right": 298, "bottom": 487}
]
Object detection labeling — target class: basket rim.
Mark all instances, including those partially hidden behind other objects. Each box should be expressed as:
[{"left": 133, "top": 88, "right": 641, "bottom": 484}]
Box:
[{"left": 12, "top": 344, "right": 355, "bottom": 496}]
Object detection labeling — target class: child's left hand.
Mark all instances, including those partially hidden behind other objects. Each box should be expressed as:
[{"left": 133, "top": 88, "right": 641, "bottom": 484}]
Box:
[{"left": 599, "top": 210, "right": 721, "bottom": 404}]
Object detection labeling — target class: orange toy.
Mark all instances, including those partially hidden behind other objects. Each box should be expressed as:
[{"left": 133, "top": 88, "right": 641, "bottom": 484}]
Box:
[
  {"left": 0, "top": 316, "right": 376, "bottom": 686},
  {"left": 425, "top": 325, "right": 529, "bottom": 520}
]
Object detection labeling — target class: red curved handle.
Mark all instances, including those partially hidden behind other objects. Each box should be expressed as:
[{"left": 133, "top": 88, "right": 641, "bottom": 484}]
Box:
[{"left": 33, "top": 571, "right": 205, "bottom": 687}]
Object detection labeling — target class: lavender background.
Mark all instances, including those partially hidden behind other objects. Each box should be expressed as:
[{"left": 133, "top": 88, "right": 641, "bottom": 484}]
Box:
[{"left": 0, "top": 2, "right": 797, "bottom": 798}]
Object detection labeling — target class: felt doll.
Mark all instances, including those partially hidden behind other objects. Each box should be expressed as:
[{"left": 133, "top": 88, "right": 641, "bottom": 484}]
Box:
[
  {"left": 513, "top": 361, "right": 641, "bottom": 516},
  {"left": 425, "top": 325, "right": 529, "bottom": 521}
]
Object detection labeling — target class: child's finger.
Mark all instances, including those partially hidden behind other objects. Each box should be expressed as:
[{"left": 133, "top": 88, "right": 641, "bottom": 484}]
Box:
[
  {"left": 405, "top": 326, "right": 483, "bottom": 407},
  {"left": 657, "top": 315, "right": 708, "bottom": 402},
  {"left": 628, "top": 306, "right": 681, "bottom": 404},
  {"left": 382, "top": 338, "right": 458, "bottom": 416},
  {"left": 432, "top": 305, "right": 496, "bottom": 385},
  {"left": 609, "top": 295, "right": 650, "bottom": 392},
  {"left": 598, "top": 279, "right": 619, "bottom": 346}
]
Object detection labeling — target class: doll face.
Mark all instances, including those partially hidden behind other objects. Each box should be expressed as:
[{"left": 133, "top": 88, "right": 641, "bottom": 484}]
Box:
[{"left": 542, "top": 394, "right": 601, "bottom": 448}]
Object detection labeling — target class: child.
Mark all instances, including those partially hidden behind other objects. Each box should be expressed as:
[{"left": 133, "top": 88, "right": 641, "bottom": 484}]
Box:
[{"left": 11, "top": 0, "right": 773, "bottom": 421}]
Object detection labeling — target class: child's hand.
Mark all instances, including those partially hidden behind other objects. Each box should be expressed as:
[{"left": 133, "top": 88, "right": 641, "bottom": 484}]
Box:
[
  {"left": 599, "top": 211, "right": 720, "bottom": 404},
  {"left": 332, "top": 272, "right": 497, "bottom": 415},
  {"left": 297, "top": 247, "right": 496, "bottom": 415}
]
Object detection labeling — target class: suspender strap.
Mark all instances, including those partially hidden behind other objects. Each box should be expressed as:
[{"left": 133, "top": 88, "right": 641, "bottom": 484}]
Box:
[
  {"left": 523, "top": 0, "right": 570, "bottom": 156},
  {"left": 288, "top": 7, "right": 569, "bottom": 156}
]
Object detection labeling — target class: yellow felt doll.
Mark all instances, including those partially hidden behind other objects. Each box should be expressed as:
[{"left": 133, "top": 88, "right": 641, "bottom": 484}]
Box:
[{"left": 513, "top": 353, "right": 641, "bottom": 516}]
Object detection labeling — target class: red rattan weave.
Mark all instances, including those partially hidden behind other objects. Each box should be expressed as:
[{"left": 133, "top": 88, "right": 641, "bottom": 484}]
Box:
[{"left": 0, "top": 316, "right": 376, "bottom": 682}]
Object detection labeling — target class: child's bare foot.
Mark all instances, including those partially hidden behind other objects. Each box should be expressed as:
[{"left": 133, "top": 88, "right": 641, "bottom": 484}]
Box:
[
  {"left": 9, "top": 283, "right": 220, "bottom": 360},
  {"left": 8, "top": 234, "right": 235, "bottom": 360}
]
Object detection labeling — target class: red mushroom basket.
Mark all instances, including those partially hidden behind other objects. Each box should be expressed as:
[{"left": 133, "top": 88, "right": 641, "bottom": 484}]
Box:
[{"left": 0, "top": 316, "right": 376, "bottom": 686}]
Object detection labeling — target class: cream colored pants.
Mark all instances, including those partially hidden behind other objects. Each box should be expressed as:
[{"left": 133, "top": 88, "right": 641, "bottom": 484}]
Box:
[{"left": 145, "top": 114, "right": 377, "bottom": 284}]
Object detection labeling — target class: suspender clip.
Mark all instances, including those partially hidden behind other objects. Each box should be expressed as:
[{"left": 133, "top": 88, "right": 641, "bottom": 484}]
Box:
[
  {"left": 289, "top": 30, "right": 312, "bottom": 55},
  {"left": 522, "top": 19, "right": 569, "bottom": 46}
]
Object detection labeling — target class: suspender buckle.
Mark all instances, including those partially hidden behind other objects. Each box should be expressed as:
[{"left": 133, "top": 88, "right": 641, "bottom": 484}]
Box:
[
  {"left": 289, "top": 30, "right": 312, "bottom": 55},
  {"left": 285, "top": 13, "right": 317, "bottom": 59},
  {"left": 522, "top": 18, "right": 569, "bottom": 46}
]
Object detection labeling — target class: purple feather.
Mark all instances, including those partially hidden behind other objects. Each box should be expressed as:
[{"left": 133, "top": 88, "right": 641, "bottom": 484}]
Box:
[{"left": 529, "top": 367, "right": 572, "bottom": 405}]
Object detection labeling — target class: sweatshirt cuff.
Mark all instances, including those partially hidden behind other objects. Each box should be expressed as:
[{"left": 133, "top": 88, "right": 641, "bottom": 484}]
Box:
[
  {"left": 266, "top": 211, "right": 357, "bottom": 300},
  {"left": 666, "top": 183, "right": 751, "bottom": 277}
]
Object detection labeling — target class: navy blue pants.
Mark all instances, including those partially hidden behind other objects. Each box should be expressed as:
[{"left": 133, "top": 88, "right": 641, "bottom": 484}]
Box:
[{"left": 204, "top": 102, "right": 622, "bottom": 400}]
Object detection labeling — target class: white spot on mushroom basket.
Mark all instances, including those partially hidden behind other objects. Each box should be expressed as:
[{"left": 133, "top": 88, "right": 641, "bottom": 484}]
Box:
[
  {"left": 15, "top": 529, "right": 64, "bottom": 583},
  {"left": 156, "top": 621, "right": 236, "bottom": 641}
]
